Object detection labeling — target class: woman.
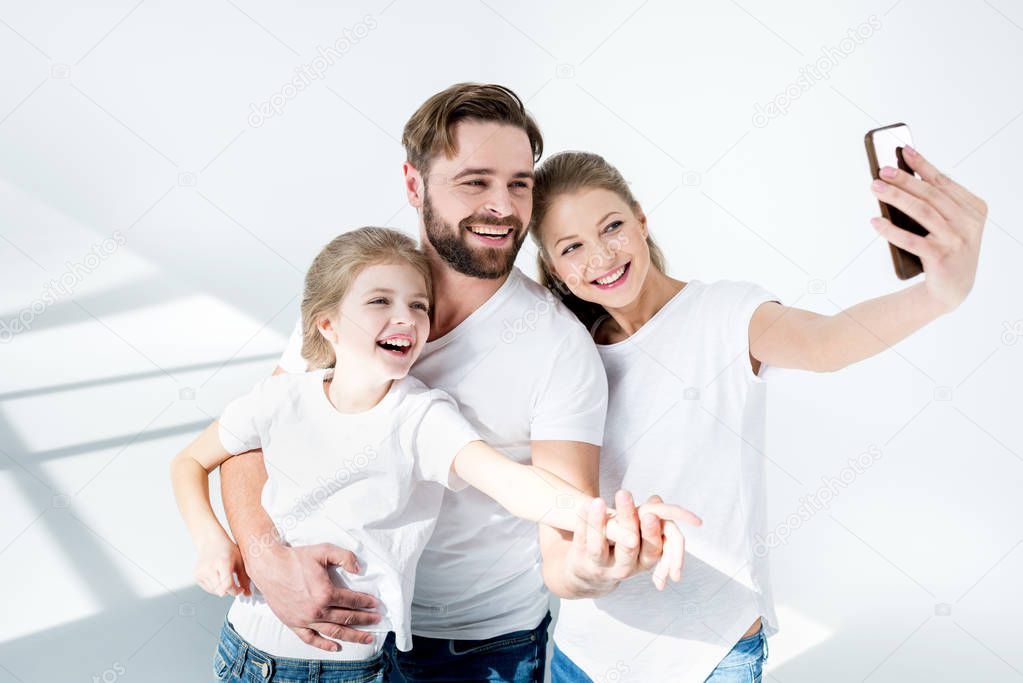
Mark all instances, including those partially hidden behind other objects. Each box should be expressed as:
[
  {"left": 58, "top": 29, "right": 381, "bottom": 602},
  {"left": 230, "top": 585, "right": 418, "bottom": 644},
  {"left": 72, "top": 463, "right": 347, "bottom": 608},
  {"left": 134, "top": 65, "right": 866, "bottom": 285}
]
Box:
[{"left": 528, "top": 149, "right": 986, "bottom": 682}]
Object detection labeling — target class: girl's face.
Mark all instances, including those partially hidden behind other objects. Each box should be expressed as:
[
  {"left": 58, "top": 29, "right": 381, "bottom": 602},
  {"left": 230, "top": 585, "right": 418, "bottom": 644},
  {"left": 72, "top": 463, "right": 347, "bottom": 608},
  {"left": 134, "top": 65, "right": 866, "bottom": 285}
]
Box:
[
  {"left": 322, "top": 261, "right": 431, "bottom": 380},
  {"left": 539, "top": 187, "right": 650, "bottom": 310}
]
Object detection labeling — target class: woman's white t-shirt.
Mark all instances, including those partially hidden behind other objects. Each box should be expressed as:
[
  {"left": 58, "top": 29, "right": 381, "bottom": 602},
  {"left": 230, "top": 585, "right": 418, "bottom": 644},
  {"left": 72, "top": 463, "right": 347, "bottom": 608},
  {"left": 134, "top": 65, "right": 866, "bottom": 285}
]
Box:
[
  {"left": 218, "top": 369, "right": 480, "bottom": 658},
  {"left": 554, "top": 280, "right": 779, "bottom": 683}
]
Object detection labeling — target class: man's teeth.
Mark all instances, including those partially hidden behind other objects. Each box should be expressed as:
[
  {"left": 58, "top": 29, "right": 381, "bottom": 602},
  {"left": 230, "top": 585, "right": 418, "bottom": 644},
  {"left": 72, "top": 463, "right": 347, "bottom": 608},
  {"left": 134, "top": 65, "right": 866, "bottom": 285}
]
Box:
[
  {"left": 468, "top": 225, "right": 512, "bottom": 236},
  {"left": 595, "top": 265, "right": 626, "bottom": 285}
]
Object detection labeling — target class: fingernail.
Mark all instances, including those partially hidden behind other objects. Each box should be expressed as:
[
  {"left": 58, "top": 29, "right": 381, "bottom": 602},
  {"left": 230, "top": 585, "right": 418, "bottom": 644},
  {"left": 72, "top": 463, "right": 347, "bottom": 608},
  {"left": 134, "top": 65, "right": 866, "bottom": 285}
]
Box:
[
  {"left": 880, "top": 166, "right": 897, "bottom": 179},
  {"left": 872, "top": 179, "right": 886, "bottom": 192},
  {"left": 870, "top": 217, "right": 882, "bottom": 228},
  {"left": 904, "top": 144, "right": 916, "bottom": 157}
]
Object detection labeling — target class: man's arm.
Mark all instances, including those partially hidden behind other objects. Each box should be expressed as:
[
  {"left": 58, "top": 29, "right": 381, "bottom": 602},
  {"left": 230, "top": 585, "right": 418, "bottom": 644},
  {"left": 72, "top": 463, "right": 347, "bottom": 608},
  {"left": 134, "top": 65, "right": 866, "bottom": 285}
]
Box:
[{"left": 220, "top": 447, "right": 381, "bottom": 651}]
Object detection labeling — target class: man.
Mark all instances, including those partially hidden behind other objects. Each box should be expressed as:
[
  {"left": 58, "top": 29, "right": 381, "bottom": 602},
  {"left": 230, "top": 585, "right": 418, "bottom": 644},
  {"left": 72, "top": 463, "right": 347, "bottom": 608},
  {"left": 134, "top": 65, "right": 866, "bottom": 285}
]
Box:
[{"left": 220, "top": 83, "right": 670, "bottom": 682}]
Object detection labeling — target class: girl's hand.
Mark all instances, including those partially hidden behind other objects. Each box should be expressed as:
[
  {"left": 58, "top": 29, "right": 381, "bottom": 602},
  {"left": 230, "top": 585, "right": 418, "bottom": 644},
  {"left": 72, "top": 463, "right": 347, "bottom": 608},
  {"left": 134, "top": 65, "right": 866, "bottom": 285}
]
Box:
[
  {"left": 195, "top": 532, "right": 252, "bottom": 597},
  {"left": 870, "top": 145, "right": 987, "bottom": 312},
  {"left": 604, "top": 500, "right": 701, "bottom": 591}
]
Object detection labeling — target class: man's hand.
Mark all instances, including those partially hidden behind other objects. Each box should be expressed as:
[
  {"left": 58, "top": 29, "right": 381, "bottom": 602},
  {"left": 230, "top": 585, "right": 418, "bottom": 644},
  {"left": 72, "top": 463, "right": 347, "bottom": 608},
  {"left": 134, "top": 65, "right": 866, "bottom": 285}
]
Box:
[{"left": 246, "top": 541, "right": 382, "bottom": 652}]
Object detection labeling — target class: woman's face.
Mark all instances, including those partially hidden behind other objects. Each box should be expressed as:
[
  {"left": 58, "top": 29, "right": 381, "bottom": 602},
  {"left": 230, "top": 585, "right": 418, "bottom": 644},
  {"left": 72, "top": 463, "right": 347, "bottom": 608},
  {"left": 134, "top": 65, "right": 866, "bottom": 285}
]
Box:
[{"left": 539, "top": 187, "right": 650, "bottom": 309}]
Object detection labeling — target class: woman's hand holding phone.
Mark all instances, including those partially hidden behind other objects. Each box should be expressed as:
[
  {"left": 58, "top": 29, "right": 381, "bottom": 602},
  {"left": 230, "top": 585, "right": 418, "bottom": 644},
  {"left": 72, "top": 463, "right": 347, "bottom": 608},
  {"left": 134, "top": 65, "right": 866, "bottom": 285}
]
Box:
[{"left": 869, "top": 145, "right": 987, "bottom": 311}]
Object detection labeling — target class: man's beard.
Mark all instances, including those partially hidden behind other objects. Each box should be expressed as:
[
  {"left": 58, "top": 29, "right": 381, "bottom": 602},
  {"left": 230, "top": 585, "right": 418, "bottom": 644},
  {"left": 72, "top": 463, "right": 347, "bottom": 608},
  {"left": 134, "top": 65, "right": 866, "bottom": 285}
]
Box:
[{"left": 423, "top": 188, "right": 525, "bottom": 280}]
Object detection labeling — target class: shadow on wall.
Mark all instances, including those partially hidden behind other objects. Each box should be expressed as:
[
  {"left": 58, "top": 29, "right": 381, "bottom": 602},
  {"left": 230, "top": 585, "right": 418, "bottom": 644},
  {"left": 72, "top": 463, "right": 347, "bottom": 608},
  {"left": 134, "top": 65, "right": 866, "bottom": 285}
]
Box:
[{"left": 0, "top": 584, "right": 231, "bottom": 683}]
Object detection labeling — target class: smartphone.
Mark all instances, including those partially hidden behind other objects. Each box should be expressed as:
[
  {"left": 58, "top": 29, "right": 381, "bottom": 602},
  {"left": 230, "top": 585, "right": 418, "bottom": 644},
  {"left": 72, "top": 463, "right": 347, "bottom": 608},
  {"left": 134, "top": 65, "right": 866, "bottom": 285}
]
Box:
[{"left": 864, "top": 123, "right": 927, "bottom": 280}]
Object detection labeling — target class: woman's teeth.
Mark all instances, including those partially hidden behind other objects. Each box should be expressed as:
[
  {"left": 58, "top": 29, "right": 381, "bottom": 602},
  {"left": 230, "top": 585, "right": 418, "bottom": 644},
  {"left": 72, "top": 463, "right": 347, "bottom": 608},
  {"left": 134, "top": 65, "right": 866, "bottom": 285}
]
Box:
[{"left": 594, "top": 265, "right": 627, "bottom": 285}]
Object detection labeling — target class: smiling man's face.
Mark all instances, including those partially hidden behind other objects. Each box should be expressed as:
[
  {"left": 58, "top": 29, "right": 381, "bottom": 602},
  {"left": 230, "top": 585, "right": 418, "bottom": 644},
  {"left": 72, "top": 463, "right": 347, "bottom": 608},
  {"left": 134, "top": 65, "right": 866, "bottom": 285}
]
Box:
[{"left": 418, "top": 120, "right": 535, "bottom": 279}]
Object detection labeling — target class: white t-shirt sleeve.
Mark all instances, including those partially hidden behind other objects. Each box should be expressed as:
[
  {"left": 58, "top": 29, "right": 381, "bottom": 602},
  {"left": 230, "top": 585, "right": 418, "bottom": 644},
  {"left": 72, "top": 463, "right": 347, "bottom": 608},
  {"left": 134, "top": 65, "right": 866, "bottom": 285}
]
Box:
[
  {"left": 724, "top": 281, "right": 780, "bottom": 376},
  {"left": 277, "top": 315, "right": 307, "bottom": 374},
  {"left": 412, "top": 393, "right": 481, "bottom": 491},
  {"left": 218, "top": 377, "right": 275, "bottom": 455},
  {"left": 529, "top": 325, "right": 608, "bottom": 446}
]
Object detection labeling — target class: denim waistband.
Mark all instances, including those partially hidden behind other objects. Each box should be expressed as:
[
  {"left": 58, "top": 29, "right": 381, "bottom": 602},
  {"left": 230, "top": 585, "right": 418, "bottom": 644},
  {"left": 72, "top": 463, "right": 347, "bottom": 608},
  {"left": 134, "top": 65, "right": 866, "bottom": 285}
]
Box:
[
  {"left": 217, "top": 618, "right": 386, "bottom": 681},
  {"left": 718, "top": 627, "right": 768, "bottom": 667}
]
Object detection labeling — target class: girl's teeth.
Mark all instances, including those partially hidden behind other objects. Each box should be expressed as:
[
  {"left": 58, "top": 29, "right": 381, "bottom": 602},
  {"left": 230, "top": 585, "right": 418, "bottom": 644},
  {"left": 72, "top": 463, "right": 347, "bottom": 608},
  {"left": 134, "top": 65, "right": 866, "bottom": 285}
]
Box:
[{"left": 380, "top": 338, "right": 411, "bottom": 349}]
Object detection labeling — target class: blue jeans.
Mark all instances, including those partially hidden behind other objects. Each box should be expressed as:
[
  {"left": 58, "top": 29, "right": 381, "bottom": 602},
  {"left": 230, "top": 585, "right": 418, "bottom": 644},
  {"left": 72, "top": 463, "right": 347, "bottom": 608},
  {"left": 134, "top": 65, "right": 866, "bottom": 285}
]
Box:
[
  {"left": 213, "top": 619, "right": 391, "bottom": 682},
  {"left": 383, "top": 612, "right": 551, "bottom": 683},
  {"left": 551, "top": 628, "right": 768, "bottom": 683}
]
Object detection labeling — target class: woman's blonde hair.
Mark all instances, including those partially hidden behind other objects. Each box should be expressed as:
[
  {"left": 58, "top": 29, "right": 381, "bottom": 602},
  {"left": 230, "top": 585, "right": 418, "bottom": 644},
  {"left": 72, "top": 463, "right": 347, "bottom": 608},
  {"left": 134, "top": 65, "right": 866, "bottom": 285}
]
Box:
[
  {"left": 529, "top": 151, "right": 667, "bottom": 327},
  {"left": 300, "top": 227, "right": 432, "bottom": 370}
]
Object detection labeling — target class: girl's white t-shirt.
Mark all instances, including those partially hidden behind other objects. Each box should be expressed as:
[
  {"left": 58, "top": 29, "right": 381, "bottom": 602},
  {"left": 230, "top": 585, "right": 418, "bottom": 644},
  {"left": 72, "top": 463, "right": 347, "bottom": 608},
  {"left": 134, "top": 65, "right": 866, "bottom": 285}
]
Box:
[
  {"left": 554, "top": 280, "right": 780, "bottom": 683},
  {"left": 278, "top": 267, "right": 609, "bottom": 640},
  {"left": 218, "top": 369, "right": 480, "bottom": 658}
]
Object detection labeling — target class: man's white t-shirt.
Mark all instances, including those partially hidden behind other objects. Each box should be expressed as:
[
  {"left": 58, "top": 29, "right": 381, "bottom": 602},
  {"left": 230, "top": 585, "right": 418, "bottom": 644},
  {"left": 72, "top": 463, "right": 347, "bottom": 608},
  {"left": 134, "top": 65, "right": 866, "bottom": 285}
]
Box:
[
  {"left": 278, "top": 267, "right": 609, "bottom": 640},
  {"left": 554, "top": 280, "right": 780, "bottom": 683},
  {"left": 220, "top": 369, "right": 480, "bottom": 657}
]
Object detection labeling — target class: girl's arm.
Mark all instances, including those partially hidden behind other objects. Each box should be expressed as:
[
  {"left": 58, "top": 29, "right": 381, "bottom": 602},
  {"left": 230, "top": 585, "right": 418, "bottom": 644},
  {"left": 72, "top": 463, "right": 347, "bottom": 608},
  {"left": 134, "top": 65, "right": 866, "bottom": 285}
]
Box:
[
  {"left": 451, "top": 441, "right": 699, "bottom": 540},
  {"left": 750, "top": 145, "right": 986, "bottom": 373},
  {"left": 170, "top": 420, "right": 251, "bottom": 596}
]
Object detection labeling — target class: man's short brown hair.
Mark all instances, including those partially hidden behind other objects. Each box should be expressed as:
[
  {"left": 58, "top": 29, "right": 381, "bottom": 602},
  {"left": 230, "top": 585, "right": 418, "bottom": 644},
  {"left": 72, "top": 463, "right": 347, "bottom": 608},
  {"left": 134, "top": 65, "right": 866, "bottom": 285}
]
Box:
[{"left": 401, "top": 83, "right": 543, "bottom": 174}]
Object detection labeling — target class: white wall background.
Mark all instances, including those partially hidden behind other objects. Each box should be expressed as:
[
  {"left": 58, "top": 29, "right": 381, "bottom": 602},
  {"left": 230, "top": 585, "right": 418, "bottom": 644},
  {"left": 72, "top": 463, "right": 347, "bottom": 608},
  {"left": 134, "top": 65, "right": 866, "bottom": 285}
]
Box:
[{"left": 1, "top": 1, "right": 1020, "bottom": 681}]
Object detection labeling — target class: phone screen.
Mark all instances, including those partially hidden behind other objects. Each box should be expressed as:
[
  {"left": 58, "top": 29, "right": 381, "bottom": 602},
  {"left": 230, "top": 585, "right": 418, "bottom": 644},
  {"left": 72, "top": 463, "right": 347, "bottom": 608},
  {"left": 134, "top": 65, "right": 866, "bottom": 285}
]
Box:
[
  {"left": 869, "top": 124, "right": 928, "bottom": 239},
  {"left": 870, "top": 124, "right": 914, "bottom": 176}
]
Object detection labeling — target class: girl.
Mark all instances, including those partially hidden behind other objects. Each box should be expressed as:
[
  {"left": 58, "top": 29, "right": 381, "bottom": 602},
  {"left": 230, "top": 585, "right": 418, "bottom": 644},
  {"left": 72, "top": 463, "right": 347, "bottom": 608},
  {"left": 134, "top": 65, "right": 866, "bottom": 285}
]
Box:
[
  {"left": 527, "top": 149, "right": 985, "bottom": 682},
  {"left": 170, "top": 227, "right": 697, "bottom": 682}
]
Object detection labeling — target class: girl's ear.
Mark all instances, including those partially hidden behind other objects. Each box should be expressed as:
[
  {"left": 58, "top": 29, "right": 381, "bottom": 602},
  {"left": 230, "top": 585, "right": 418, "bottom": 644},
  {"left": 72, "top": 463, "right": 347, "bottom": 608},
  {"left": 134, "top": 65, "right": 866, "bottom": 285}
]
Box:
[{"left": 317, "top": 316, "right": 338, "bottom": 345}]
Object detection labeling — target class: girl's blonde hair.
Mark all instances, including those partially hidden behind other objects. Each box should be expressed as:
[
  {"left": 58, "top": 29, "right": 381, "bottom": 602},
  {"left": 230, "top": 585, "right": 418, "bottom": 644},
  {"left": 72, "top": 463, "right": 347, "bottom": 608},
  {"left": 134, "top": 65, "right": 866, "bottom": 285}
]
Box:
[
  {"left": 529, "top": 151, "right": 667, "bottom": 328},
  {"left": 301, "top": 227, "right": 432, "bottom": 370}
]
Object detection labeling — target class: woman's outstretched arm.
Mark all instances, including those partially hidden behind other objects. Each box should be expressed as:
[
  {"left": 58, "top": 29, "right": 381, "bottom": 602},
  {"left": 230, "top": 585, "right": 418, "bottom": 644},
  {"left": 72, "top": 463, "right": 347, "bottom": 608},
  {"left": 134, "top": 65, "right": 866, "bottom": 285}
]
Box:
[{"left": 749, "top": 145, "right": 986, "bottom": 373}]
